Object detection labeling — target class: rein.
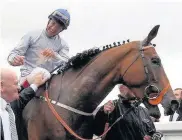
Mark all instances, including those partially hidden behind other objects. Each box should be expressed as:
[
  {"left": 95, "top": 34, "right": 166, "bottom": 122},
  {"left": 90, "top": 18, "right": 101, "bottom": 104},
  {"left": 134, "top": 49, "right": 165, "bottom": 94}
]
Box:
[
  {"left": 44, "top": 85, "right": 142, "bottom": 140},
  {"left": 109, "top": 98, "right": 142, "bottom": 128},
  {"left": 44, "top": 88, "right": 110, "bottom": 140}
]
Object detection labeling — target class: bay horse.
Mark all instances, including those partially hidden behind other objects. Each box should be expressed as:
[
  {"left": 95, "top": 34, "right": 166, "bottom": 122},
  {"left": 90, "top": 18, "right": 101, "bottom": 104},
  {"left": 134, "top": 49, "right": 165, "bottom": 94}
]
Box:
[{"left": 23, "top": 25, "right": 178, "bottom": 140}]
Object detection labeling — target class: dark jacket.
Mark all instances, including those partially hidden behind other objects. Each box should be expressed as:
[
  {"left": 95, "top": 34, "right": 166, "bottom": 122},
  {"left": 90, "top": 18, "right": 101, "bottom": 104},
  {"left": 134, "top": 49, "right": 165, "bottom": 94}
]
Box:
[
  {"left": 169, "top": 101, "right": 182, "bottom": 121},
  {"left": 1, "top": 87, "right": 35, "bottom": 140},
  {"left": 94, "top": 96, "right": 156, "bottom": 140}
]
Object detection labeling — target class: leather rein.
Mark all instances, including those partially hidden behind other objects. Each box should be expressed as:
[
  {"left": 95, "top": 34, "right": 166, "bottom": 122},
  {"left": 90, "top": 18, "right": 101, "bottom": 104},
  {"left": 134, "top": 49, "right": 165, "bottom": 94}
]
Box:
[{"left": 44, "top": 86, "right": 142, "bottom": 140}]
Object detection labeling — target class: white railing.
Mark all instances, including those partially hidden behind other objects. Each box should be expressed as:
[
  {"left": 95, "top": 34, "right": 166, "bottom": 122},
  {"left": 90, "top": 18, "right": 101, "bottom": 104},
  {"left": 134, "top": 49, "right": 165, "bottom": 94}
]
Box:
[
  {"left": 155, "top": 122, "right": 182, "bottom": 140},
  {"left": 93, "top": 122, "right": 182, "bottom": 140}
]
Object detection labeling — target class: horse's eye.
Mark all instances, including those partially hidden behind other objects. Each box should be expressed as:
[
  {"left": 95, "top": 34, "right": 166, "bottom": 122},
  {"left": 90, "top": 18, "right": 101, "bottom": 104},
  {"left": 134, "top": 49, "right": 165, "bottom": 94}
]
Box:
[{"left": 151, "top": 57, "right": 161, "bottom": 66}]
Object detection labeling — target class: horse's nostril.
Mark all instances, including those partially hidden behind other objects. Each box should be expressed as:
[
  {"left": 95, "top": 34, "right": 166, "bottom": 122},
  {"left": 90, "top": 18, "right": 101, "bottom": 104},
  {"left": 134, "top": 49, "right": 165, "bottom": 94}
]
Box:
[
  {"left": 149, "top": 86, "right": 159, "bottom": 93},
  {"left": 145, "top": 85, "right": 159, "bottom": 99}
]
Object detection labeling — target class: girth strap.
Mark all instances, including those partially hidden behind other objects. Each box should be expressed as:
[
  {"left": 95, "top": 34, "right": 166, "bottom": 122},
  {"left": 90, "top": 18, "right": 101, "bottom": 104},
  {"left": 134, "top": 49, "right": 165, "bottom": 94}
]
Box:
[{"left": 38, "top": 96, "right": 93, "bottom": 116}]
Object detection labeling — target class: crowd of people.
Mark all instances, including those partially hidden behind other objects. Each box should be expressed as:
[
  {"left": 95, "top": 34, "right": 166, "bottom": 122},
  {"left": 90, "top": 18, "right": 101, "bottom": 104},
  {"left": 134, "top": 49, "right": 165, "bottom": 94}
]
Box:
[{"left": 1, "top": 7, "right": 182, "bottom": 140}]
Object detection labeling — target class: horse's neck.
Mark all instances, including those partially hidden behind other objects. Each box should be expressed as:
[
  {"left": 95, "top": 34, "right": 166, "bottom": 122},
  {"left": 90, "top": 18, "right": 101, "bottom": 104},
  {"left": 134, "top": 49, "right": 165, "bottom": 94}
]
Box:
[
  {"left": 86, "top": 44, "right": 134, "bottom": 105},
  {"left": 47, "top": 43, "right": 135, "bottom": 112}
]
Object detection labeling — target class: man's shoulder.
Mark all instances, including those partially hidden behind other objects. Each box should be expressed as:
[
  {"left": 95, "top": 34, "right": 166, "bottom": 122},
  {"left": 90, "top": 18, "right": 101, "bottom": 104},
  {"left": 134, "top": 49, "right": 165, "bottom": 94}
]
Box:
[
  {"left": 57, "top": 36, "right": 69, "bottom": 47},
  {"left": 22, "top": 29, "right": 43, "bottom": 43},
  {"left": 21, "top": 29, "right": 42, "bottom": 39},
  {"left": 26, "top": 29, "right": 43, "bottom": 37}
]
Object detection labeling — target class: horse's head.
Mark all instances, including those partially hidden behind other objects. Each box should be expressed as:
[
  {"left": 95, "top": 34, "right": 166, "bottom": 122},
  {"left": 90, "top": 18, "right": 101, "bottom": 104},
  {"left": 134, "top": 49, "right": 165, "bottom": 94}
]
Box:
[{"left": 119, "top": 25, "right": 178, "bottom": 115}]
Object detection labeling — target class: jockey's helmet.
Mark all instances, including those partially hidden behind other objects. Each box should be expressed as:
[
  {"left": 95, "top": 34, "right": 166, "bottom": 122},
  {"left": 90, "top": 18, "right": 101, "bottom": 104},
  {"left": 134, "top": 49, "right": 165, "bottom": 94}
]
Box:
[{"left": 48, "top": 9, "right": 70, "bottom": 30}]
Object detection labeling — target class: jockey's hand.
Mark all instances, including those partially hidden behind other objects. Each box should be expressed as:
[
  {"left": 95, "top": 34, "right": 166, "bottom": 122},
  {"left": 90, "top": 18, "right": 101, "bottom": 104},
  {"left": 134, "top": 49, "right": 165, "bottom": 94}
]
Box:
[
  {"left": 41, "top": 48, "right": 56, "bottom": 59},
  {"left": 10, "top": 55, "right": 25, "bottom": 66},
  {"left": 143, "top": 135, "right": 152, "bottom": 140},
  {"left": 103, "top": 100, "right": 115, "bottom": 114}
]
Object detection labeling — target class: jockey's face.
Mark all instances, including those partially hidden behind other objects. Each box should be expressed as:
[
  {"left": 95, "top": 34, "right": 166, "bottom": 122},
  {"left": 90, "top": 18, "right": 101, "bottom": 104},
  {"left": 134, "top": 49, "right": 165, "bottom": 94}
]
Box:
[{"left": 46, "top": 19, "right": 64, "bottom": 37}]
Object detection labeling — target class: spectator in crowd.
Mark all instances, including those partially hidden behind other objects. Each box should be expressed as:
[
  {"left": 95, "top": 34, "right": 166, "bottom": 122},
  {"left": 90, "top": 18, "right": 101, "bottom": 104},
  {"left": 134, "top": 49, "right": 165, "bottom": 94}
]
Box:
[
  {"left": 7, "top": 8, "right": 70, "bottom": 84},
  {"left": 169, "top": 88, "right": 182, "bottom": 121},
  {"left": 94, "top": 85, "right": 162, "bottom": 140},
  {"left": 0, "top": 67, "right": 50, "bottom": 140}
]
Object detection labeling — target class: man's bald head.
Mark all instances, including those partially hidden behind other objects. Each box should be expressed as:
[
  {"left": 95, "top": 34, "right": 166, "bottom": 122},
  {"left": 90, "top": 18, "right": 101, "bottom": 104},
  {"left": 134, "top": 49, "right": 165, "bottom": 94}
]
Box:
[
  {"left": 118, "top": 84, "right": 135, "bottom": 98},
  {"left": 0, "top": 67, "right": 19, "bottom": 103},
  {"left": 1, "top": 67, "right": 17, "bottom": 81}
]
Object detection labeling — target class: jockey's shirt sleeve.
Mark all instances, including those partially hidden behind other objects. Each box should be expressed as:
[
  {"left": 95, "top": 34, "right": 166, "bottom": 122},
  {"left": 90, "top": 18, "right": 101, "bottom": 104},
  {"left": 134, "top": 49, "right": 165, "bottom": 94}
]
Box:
[{"left": 7, "top": 32, "right": 32, "bottom": 64}]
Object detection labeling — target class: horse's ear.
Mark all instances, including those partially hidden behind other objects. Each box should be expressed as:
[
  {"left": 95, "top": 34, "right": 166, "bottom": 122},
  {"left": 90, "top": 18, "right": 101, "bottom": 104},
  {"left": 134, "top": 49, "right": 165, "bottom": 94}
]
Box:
[{"left": 142, "top": 25, "right": 160, "bottom": 46}]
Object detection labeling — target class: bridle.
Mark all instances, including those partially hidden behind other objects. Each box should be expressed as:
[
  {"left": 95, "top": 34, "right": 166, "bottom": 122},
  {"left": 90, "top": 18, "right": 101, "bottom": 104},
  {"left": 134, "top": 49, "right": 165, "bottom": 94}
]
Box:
[
  {"left": 42, "top": 41, "right": 168, "bottom": 140},
  {"left": 121, "top": 42, "right": 170, "bottom": 105}
]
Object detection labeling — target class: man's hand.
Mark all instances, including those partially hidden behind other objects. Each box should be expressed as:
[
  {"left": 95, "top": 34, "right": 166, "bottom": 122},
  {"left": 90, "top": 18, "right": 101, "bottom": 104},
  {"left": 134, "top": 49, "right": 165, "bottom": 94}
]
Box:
[
  {"left": 31, "top": 72, "right": 47, "bottom": 87},
  {"left": 27, "top": 67, "right": 51, "bottom": 87},
  {"left": 41, "top": 48, "right": 55, "bottom": 59},
  {"left": 10, "top": 55, "right": 25, "bottom": 66},
  {"left": 103, "top": 100, "right": 115, "bottom": 114}
]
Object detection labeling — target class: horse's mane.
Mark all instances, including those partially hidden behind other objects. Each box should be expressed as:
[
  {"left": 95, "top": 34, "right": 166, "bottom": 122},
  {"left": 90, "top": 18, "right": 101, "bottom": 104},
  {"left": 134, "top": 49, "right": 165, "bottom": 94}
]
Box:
[{"left": 59, "top": 41, "right": 129, "bottom": 72}]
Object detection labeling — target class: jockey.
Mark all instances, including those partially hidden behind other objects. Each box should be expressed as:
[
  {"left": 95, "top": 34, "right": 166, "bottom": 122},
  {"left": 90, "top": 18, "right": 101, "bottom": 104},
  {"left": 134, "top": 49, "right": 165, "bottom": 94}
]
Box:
[{"left": 7, "top": 9, "right": 70, "bottom": 84}]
